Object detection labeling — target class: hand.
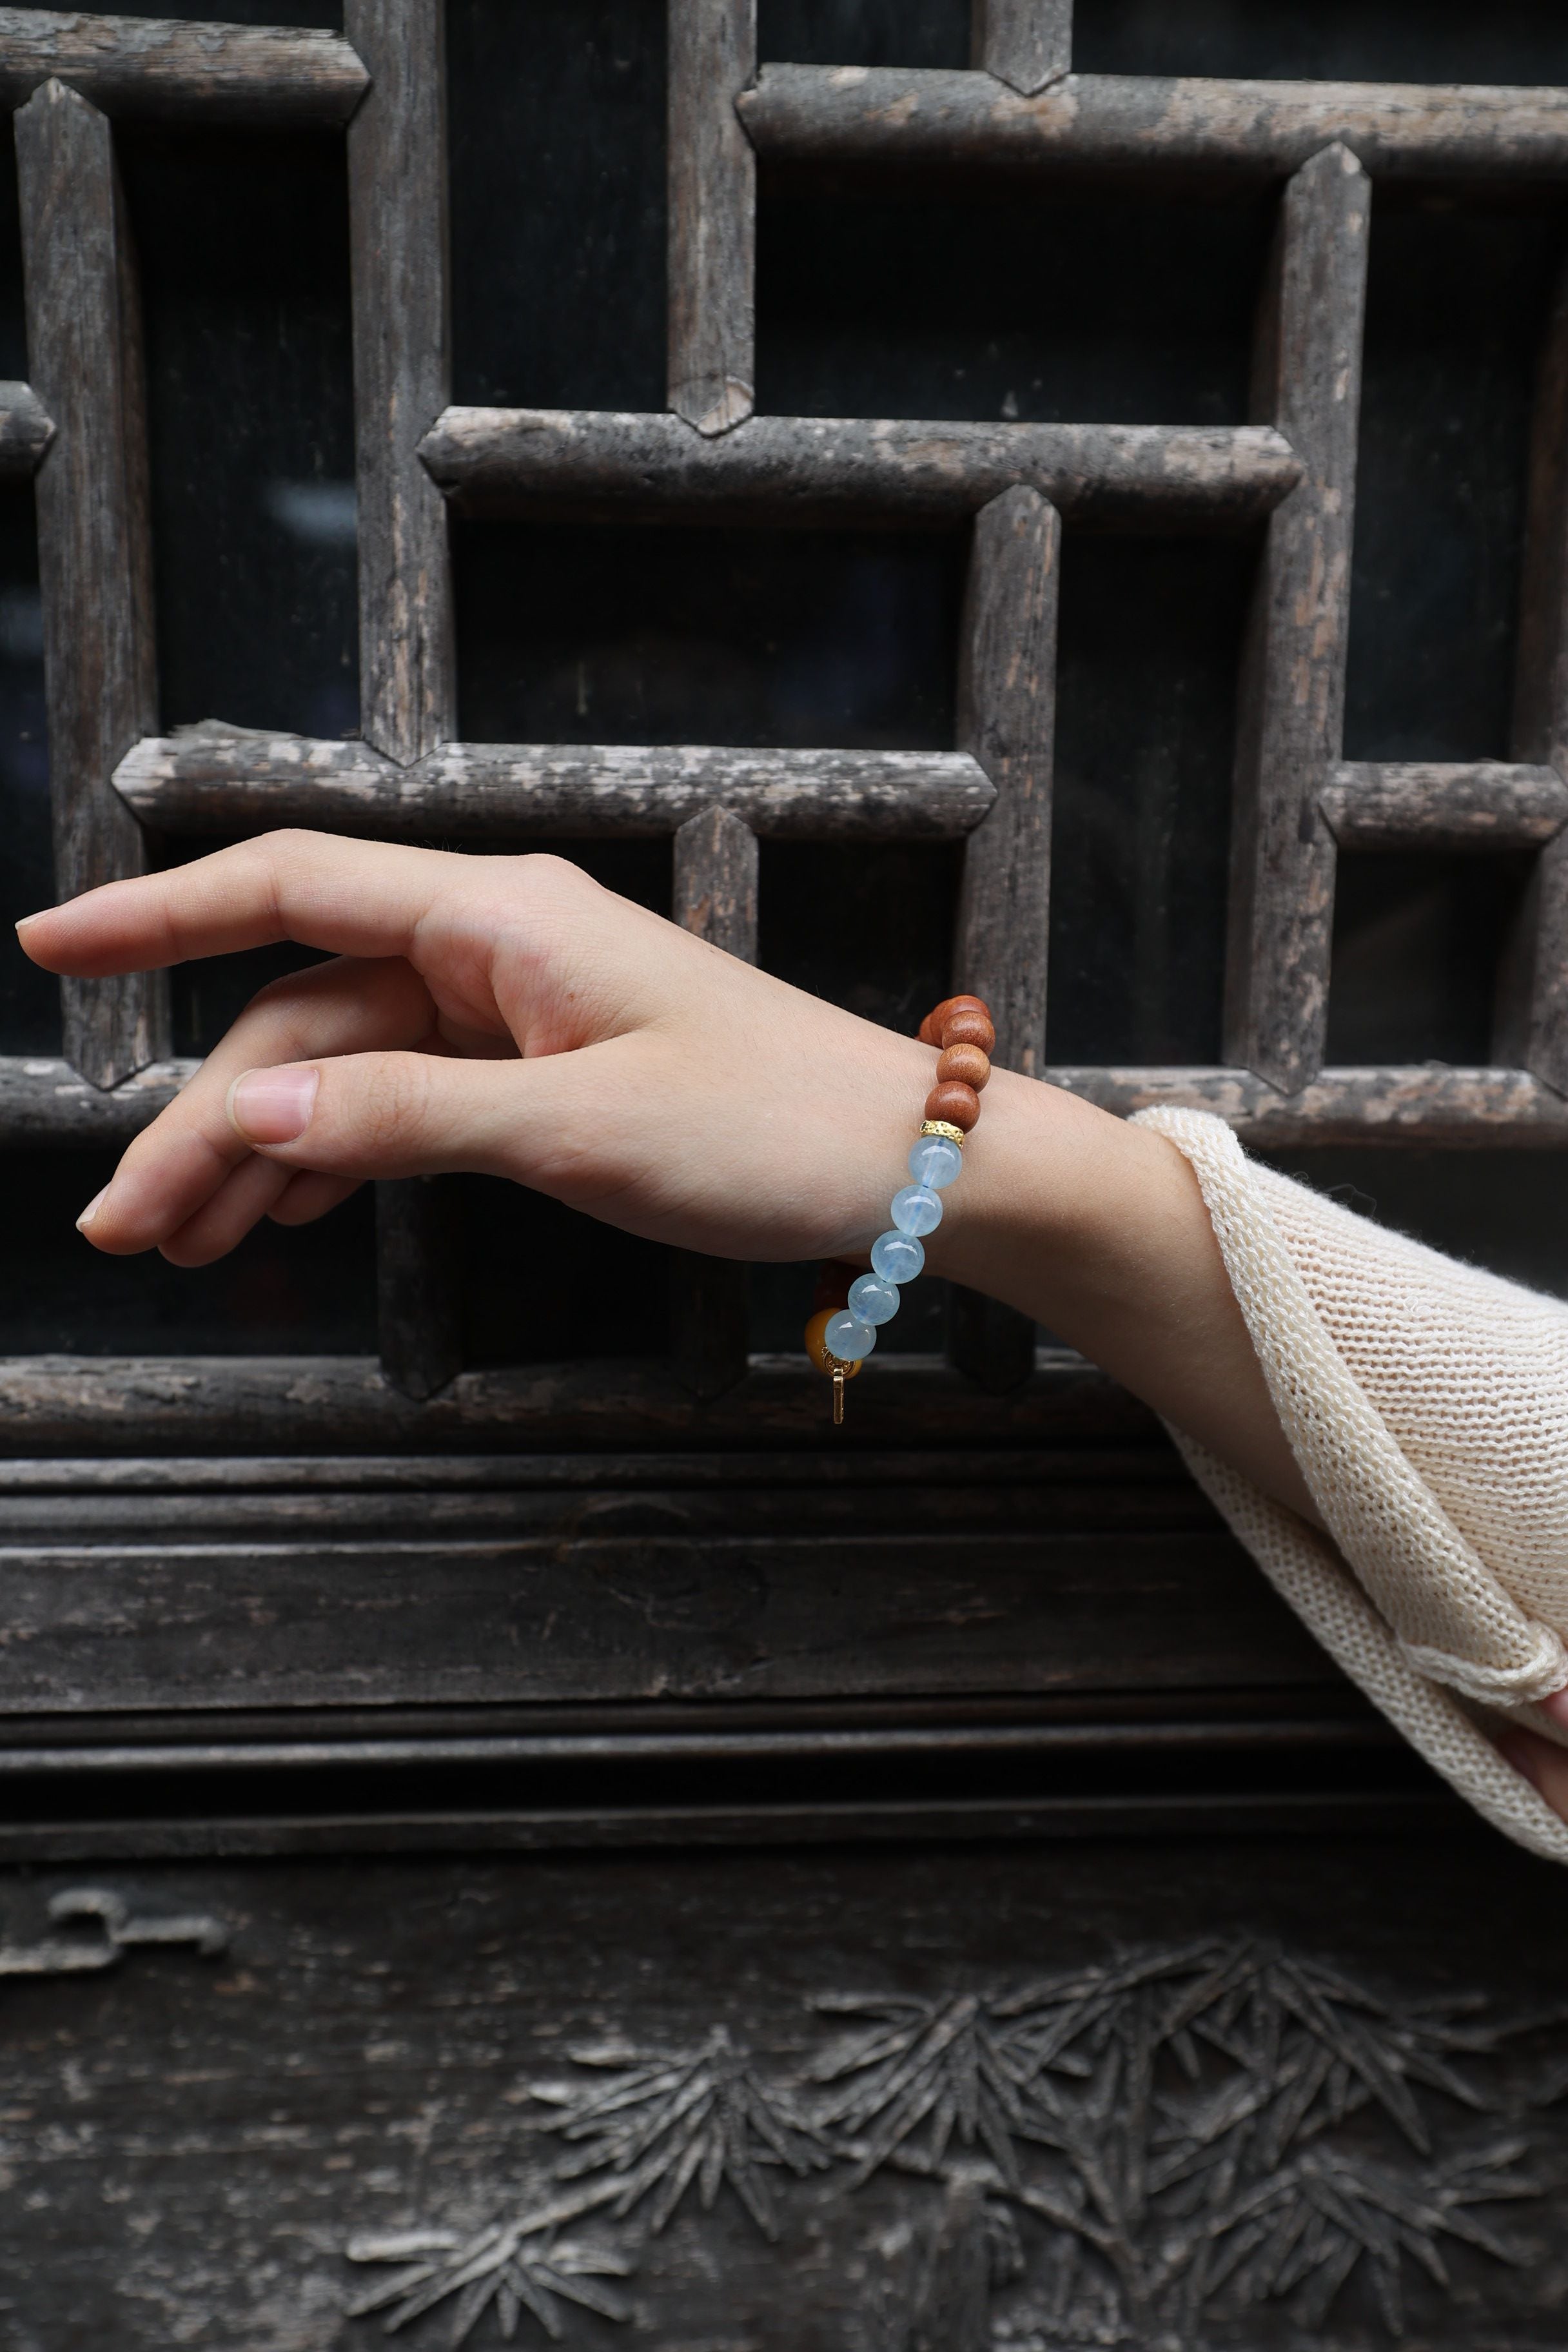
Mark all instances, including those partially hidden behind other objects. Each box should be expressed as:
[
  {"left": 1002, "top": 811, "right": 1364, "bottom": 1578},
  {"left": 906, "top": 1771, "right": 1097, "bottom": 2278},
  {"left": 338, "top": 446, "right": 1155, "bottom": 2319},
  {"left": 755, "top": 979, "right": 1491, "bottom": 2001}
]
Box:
[
  {"left": 1498, "top": 1698, "right": 1568, "bottom": 1822},
  {"left": 17, "top": 830, "right": 945, "bottom": 1269}
]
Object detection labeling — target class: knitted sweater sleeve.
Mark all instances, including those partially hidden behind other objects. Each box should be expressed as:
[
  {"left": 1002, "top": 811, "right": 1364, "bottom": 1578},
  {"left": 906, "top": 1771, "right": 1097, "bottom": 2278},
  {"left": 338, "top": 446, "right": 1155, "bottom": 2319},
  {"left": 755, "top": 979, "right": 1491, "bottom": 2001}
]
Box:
[{"left": 1130, "top": 1106, "right": 1568, "bottom": 1865}]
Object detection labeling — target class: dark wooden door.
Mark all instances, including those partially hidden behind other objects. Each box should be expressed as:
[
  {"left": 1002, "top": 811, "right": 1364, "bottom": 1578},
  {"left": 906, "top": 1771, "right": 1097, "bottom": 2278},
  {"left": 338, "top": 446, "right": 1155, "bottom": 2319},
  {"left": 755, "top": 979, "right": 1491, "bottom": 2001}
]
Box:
[{"left": 0, "top": 2, "right": 1566, "bottom": 2344}]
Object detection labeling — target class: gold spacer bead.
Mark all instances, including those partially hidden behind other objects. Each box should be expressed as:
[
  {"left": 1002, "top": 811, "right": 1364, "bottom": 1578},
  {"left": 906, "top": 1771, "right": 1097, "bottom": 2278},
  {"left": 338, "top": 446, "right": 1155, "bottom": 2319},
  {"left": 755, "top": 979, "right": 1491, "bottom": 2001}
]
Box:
[{"left": 919, "top": 1119, "right": 966, "bottom": 1148}]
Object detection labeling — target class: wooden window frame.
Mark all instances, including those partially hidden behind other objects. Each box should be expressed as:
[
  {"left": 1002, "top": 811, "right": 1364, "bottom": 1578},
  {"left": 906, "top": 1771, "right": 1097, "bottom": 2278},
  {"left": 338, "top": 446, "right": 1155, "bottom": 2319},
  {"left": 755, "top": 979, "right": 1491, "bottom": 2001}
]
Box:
[{"left": 1, "top": 0, "right": 1565, "bottom": 1451}]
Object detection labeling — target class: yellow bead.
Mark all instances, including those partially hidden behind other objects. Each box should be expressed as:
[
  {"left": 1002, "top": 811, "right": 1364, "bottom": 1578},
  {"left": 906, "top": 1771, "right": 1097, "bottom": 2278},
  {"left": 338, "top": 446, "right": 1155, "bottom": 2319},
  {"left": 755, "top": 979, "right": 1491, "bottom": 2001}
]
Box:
[{"left": 804, "top": 1308, "right": 863, "bottom": 1379}]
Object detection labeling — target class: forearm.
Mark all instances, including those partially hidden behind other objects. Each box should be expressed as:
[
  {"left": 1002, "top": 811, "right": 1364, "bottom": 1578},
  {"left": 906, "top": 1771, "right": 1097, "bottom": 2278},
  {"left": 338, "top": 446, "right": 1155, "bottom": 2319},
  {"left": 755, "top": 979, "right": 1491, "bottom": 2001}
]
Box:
[{"left": 926, "top": 1070, "right": 1322, "bottom": 1527}]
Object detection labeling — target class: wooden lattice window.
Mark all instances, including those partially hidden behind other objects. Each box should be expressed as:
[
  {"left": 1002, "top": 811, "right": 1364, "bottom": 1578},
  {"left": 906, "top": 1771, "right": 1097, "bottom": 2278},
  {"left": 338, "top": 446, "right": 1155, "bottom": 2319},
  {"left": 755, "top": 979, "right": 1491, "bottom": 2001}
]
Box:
[{"left": 0, "top": 0, "right": 1564, "bottom": 1451}]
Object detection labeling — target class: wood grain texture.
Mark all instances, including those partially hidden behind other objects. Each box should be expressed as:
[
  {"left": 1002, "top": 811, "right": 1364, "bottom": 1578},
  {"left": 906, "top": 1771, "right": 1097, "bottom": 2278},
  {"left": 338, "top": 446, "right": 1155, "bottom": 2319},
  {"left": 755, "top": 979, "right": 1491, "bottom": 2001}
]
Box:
[
  {"left": 974, "top": 0, "right": 1071, "bottom": 96},
  {"left": 345, "top": 0, "right": 453, "bottom": 765},
  {"left": 0, "top": 6, "right": 367, "bottom": 122},
  {"left": 1224, "top": 142, "right": 1369, "bottom": 1093},
  {"left": 671, "top": 806, "right": 758, "bottom": 1398},
  {"left": 1509, "top": 252, "right": 1568, "bottom": 1094},
  {"left": 418, "top": 406, "right": 1303, "bottom": 528},
  {"left": 1322, "top": 761, "right": 1568, "bottom": 851},
  {"left": 0, "top": 1055, "right": 191, "bottom": 1144},
  {"left": 0, "top": 378, "right": 52, "bottom": 473},
  {"left": 17, "top": 78, "right": 166, "bottom": 1090},
  {"left": 375, "top": 1177, "right": 462, "bottom": 1401},
  {"left": 1049, "top": 1063, "right": 1568, "bottom": 1143},
  {"left": 0, "top": 1475, "right": 1327, "bottom": 1716},
  {"left": 113, "top": 731, "right": 996, "bottom": 837},
  {"left": 949, "top": 488, "right": 1059, "bottom": 1394},
  {"left": 737, "top": 66, "right": 1568, "bottom": 178},
  {"left": 0, "top": 1350, "right": 1152, "bottom": 1453},
  {"left": 668, "top": 0, "right": 756, "bottom": 435}
]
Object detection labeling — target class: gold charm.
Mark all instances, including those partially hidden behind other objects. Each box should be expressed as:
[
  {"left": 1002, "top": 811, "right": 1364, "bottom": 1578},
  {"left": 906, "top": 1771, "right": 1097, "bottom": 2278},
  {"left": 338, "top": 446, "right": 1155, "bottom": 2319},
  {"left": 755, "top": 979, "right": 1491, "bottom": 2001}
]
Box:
[{"left": 832, "top": 1363, "right": 846, "bottom": 1425}]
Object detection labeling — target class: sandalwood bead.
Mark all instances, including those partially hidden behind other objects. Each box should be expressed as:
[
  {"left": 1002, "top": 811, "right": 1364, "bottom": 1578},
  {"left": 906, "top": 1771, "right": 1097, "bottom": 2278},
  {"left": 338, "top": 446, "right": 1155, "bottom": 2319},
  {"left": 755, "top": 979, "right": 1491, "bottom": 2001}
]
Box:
[
  {"left": 925, "top": 1080, "right": 981, "bottom": 1132},
  {"left": 919, "top": 994, "right": 989, "bottom": 1048},
  {"left": 941, "top": 1007, "right": 995, "bottom": 1056},
  {"left": 936, "top": 1041, "right": 990, "bottom": 1091}
]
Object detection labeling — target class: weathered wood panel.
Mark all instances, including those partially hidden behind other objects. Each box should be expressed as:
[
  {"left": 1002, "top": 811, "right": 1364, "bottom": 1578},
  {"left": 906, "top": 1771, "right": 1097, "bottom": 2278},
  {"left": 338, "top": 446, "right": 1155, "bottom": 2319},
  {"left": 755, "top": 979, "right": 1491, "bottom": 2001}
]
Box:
[
  {"left": 668, "top": 0, "right": 756, "bottom": 435},
  {"left": 418, "top": 406, "right": 1304, "bottom": 528},
  {"left": 1322, "top": 760, "right": 1568, "bottom": 852},
  {"left": 974, "top": 0, "right": 1072, "bottom": 97},
  {"left": 670, "top": 805, "right": 757, "bottom": 1398},
  {"left": 0, "top": 377, "right": 52, "bottom": 473},
  {"left": 17, "top": 77, "right": 166, "bottom": 1091},
  {"left": 0, "top": 6, "right": 367, "bottom": 122},
  {"left": 0, "top": 1476, "right": 1334, "bottom": 1714},
  {"left": 345, "top": 0, "right": 454, "bottom": 767},
  {"left": 1225, "top": 142, "right": 1368, "bottom": 1092},
  {"left": 0, "top": 1841, "right": 1565, "bottom": 2338},
  {"left": 0, "top": 1054, "right": 191, "bottom": 1144},
  {"left": 113, "top": 733, "right": 996, "bottom": 838},
  {"left": 738, "top": 65, "right": 1568, "bottom": 179}
]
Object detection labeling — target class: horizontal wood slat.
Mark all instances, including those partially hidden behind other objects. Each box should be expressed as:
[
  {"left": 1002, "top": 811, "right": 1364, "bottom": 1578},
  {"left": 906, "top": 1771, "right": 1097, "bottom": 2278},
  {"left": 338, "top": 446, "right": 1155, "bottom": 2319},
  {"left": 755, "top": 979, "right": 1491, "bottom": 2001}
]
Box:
[
  {"left": 418, "top": 407, "right": 1303, "bottom": 527},
  {"left": 0, "top": 6, "right": 367, "bottom": 122},
  {"left": 738, "top": 66, "right": 1568, "bottom": 179},
  {"left": 0, "top": 1351, "right": 1148, "bottom": 1451},
  {"left": 1053, "top": 1064, "right": 1568, "bottom": 1144},
  {"left": 112, "top": 734, "right": 996, "bottom": 836},
  {"left": 0, "top": 1055, "right": 190, "bottom": 1142},
  {"left": 1322, "top": 761, "right": 1568, "bottom": 851},
  {"left": 0, "top": 378, "right": 52, "bottom": 473}
]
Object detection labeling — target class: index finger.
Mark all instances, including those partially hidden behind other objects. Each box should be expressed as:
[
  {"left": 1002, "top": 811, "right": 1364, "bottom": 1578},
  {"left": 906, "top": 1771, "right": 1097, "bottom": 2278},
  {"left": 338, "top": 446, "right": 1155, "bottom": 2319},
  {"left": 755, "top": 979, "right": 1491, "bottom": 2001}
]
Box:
[{"left": 15, "top": 830, "right": 467, "bottom": 977}]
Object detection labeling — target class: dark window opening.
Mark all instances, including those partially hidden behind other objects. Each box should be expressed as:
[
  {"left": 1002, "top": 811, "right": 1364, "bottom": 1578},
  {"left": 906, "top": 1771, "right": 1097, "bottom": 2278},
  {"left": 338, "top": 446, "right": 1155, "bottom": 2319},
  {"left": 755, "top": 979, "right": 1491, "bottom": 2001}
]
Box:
[{"left": 1325, "top": 850, "right": 1533, "bottom": 1066}]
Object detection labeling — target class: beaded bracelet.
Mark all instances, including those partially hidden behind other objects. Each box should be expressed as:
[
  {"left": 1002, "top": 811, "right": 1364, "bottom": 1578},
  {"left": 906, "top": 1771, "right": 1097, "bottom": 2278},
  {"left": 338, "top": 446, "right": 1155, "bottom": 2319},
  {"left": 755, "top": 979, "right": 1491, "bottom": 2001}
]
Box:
[{"left": 805, "top": 994, "right": 995, "bottom": 1423}]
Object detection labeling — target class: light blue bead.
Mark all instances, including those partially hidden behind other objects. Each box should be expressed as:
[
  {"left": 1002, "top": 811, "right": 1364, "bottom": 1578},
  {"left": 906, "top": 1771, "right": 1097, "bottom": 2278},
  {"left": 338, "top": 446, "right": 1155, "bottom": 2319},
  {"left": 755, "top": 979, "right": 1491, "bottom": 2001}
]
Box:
[
  {"left": 825, "top": 1310, "right": 876, "bottom": 1362},
  {"left": 848, "top": 1271, "right": 899, "bottom": 1326},
  {"left": 871, "top": 1229, "right": 924, "bottom": 1284},
  {"left": 908, "top": 1135, "right": 963, "bottom": 1191},
  {"left": 890, "top": 1184, "right": 943, "bottom": 1239}
]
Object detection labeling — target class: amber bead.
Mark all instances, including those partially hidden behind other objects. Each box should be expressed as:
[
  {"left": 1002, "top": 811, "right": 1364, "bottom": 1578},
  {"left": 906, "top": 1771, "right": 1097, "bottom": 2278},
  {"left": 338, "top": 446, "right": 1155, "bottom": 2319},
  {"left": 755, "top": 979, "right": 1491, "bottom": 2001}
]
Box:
[
  {"left": 804, "top": 1307, "right": 864, "bottom": 1377},
  {"left": 918, "top": 993, "right": 989, "bottom": 1048},
  {"left": 924, "top": 1081, "right": 981, "bottom": 1132},
  {"left": 941, "top": 1007, "right": 996, "bottom": 1056},
  {"left": 936, "top": 1041, "right": 990, "bottom": 1091}
]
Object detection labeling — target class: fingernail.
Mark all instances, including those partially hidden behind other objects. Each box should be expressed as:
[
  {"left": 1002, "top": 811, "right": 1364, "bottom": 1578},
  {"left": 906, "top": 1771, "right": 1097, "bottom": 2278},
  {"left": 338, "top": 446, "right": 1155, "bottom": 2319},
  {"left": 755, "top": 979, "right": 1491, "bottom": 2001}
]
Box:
[
  {"left": 1496, "top": 1734, "right": 1544, "bottom": 1794},
  {"left": 226, "top": 1066, "right": 319, "bottom": 1145},
  {"left": 75, "top": 1186, "right": 108, "bottom": 1233},
  {"left": 14, "top": 912, "right": 40, "bottom": 934}
]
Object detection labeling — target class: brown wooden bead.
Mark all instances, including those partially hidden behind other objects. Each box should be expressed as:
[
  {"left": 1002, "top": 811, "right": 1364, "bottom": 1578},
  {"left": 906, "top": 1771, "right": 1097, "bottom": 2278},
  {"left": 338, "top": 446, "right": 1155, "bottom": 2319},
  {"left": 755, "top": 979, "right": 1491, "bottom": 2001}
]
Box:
[
  {"left": 924, "top": 1080, "right": 981, "bottom": 1132},
  {"left": 941, "top": 1007, "right": 996, "bottom": 1055},
  {"left": 936, "top": 1042, "right": 990, "bottom": 1090},
  {"left": 918, "top": 993, "right": 990, "bottom": 1047}
]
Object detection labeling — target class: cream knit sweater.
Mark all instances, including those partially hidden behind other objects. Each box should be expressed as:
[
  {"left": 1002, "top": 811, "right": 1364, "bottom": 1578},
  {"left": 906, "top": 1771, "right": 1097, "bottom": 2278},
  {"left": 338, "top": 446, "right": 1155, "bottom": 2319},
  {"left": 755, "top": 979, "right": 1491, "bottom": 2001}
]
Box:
[{"left": 1132, "top": 1107, "right": 1568, "bottom": 1864}]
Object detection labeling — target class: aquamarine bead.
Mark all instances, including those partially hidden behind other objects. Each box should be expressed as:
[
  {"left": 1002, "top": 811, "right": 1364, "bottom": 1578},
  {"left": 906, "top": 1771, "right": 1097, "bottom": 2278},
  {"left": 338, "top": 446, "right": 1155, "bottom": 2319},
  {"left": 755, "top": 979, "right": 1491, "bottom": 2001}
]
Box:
[
  {"left": 908, "top": 1134, "right": 963, "bottom": 1191},
  {"left": 825, "top": 1310, "right": 877, "bottom": 1362},
  {"left": 871, "top": 1229, "right": 923, "bottom": 1284},
  {"left": 848, "top": 1271, "right": 899, "bottom": 1326},
  {"left": 890, "top": 1184, "right": 943, "bottom": 1239}
]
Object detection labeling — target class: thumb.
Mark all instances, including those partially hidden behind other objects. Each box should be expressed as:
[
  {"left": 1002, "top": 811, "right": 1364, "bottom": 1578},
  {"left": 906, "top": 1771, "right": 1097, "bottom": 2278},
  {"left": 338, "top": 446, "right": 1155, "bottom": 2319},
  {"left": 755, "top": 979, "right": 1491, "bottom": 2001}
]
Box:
[{"left": 226, "top": 1050, "right": 536, "bottom": 1179}]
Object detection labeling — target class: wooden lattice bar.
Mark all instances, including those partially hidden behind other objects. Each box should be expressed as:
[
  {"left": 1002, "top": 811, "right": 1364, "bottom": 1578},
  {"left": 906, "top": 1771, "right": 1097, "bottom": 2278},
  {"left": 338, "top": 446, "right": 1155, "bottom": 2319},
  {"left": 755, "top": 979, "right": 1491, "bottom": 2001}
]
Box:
[
  {"left": 736, "top": 67, "right": 1568, "bottom": 179},
  {"left": 342, "top": 0, "right": 460, "bottom": 1397},
  {"left": 973, "top": 0, "right": 1071, "bottom": 98},
  {"left": 418, "top": 409, "right": 1302, "bottom": 528},
  {"left": 112, "top": 736, "right": 997, "bottom": 838},
  {"left": 668, "top": 0, "right": 755, "bottom": 436},
  {"left": 669, "top": 807, "right": 757, "bottom": 1398},
  {"left": 0, "top": 6, "right": 366, "bottom": 121},
  {"left": 1322, "top": 763, "right": 1568, "bottom": 853},
  {"left": 1053, "top": 1066, "right": 1568, "bottom": 1144},
  {"left": 1224, "top": 142, "right": 1369, "bottom": 1096},
  {"left": 17, "top": 76, "right": 166, "bottom": 1092},
  {"left": 947, "top": 485, "right": 1059, "bottom": 1394}
]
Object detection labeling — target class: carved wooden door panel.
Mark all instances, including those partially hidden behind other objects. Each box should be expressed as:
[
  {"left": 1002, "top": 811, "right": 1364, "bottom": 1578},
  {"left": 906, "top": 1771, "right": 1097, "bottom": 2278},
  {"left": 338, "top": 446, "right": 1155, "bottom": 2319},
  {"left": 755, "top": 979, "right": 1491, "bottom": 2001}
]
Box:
[{"left": 0, "top": 1, "right": 1566, "bottom": 2346}]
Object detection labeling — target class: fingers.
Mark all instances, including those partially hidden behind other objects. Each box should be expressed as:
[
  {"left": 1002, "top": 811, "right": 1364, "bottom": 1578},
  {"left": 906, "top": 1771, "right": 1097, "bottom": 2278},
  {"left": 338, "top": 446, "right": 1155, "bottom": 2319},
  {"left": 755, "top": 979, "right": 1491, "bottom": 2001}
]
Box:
[
  {"left": 268, "top": 1170, "right": 363, "bottom": 1228},
  {"left": 17, "top": 830, "right": 474, "bottom": 977},
  {"left": 223, "top": 1046, "right": 540, "bottom": 1181},
  {"left": 1496, "top": 1727, "right": 1568, "bottom": 1826},
  {"left": 79, "top": 956, "right": 435, "bottom": 1255}
]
